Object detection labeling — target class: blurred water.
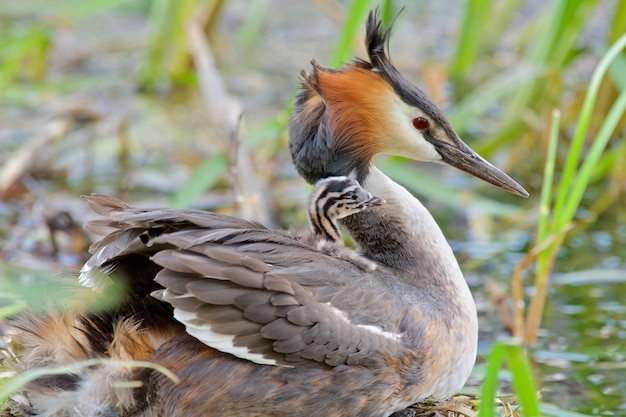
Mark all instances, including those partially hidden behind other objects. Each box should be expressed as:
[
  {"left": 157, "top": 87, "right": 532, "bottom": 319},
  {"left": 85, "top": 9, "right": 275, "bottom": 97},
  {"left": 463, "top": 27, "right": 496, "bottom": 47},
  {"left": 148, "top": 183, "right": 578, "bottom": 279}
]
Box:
[{"left": 453, "top": 215, "right": 626, "bottom": 415}]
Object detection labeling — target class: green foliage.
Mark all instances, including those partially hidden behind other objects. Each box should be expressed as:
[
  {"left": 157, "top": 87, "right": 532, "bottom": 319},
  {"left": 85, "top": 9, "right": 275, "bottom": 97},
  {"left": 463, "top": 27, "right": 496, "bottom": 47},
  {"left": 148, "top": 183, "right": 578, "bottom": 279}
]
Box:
[
  {"left": 478, "top": 339, "right": 540, "bottom": 417},
  {"left": 0, "top": 25, "right": 50, "bottom": 88},
  {"left": 450, "top": 0, "right": 493, "bottom": 81},
  {"left": 524, "top": 32, "right": 626, "bottom": 345},
  {"left": 551, "top": 34, "right": 626, "bottom": 228},
  {"left": 330, "top": 0, "right": 374, "bottom": 66},
  {"left": 477, "top": 340, "right": 593, "bottom": 416},
  {"left": 235, "top": 0, "right": 271, "bottom": 48},
  {"left": 168, "top": 152, "right": 229, "bottom": 208},
  {"left": 0, "top": 265, "right": 126, "bottom": 319},
  {"left": 139, "top": 0, "right": 205, "bottom": 90}
]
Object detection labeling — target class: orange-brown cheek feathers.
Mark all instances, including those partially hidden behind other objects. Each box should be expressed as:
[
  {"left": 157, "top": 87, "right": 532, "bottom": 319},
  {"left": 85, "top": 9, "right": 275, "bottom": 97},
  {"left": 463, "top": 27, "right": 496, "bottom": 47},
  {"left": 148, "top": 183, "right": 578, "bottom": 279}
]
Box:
[
  {"left": 289, "top": 64, "right": 393, "bottom": 184},
  {"left": 318, "top": 67, "right": 391, "bottom": 163}
]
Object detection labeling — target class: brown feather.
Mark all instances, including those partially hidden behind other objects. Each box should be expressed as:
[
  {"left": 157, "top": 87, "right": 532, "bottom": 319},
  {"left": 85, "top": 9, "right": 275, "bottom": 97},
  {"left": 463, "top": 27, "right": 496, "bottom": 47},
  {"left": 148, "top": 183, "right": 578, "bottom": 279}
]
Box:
[{"left": 315, "top": 66, "right": 390, "bottom": 160}]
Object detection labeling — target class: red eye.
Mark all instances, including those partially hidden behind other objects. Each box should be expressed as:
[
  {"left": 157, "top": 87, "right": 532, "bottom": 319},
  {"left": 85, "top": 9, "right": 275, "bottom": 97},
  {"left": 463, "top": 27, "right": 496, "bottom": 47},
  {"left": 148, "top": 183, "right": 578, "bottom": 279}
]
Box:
[{"left": 412, "top": 117, "right": 429, "bottom": 130}]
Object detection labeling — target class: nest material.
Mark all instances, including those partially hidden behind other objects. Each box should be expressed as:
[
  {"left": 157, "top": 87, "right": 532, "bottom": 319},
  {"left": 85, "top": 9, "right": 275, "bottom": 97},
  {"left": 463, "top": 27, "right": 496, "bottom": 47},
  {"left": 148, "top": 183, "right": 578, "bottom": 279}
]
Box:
[
  {"left": 2, "top": 387, "right": 523, "bottom": 417},
  {"left": 395, "top": 395, "right": 478, "bottom": 417},
  {"left": 394, "top": 394, "right": 520, "bottom": 417}
]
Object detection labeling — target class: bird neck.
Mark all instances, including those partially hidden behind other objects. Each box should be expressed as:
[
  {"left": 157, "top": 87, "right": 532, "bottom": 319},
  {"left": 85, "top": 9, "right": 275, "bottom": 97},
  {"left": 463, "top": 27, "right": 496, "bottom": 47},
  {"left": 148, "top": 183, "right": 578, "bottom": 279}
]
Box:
[
  {"left": 340, "top": 167, "right": 463, "bottom": 283},
  {"left": 308, "top": 200, "right": 342, "bottom": 243}
]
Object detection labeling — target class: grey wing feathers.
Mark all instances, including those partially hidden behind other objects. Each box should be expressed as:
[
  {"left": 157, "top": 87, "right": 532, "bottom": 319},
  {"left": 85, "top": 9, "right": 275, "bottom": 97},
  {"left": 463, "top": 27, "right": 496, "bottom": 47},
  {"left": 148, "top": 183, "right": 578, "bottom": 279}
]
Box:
[{"left": 82, "top": 194, "right": 403, "bottom": 368}]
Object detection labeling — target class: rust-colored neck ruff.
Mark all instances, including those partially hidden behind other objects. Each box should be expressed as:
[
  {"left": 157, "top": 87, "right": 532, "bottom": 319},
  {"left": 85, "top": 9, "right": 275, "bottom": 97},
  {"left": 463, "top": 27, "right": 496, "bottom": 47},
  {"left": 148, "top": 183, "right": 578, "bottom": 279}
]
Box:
[{"left": 289, "top": 64, "right": 393, "bottom": 184}]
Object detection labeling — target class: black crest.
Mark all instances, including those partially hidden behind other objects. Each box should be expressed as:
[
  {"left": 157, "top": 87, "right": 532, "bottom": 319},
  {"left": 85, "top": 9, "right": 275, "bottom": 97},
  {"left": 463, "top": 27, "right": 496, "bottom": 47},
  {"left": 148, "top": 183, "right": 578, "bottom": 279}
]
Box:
[
  {"left": 353, "top": 7, "right": 404, "bottom": 74},
  {"left": 364, "top": 8, "right": 395, "bottom": 71}
]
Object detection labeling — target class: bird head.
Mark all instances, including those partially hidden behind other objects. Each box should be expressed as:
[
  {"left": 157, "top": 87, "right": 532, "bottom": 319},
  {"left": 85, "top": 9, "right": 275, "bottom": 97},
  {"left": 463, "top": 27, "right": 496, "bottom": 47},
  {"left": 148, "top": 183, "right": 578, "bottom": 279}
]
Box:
[{"left": 289, "top": 9, "right": 528, "bottom": 198}]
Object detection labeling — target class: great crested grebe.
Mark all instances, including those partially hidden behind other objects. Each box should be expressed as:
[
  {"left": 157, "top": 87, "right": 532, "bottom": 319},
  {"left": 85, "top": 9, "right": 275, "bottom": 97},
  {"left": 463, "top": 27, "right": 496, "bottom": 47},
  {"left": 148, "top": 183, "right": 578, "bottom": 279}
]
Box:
[{"left": 12, "top": 9, "right": 527, "bottom": 417}]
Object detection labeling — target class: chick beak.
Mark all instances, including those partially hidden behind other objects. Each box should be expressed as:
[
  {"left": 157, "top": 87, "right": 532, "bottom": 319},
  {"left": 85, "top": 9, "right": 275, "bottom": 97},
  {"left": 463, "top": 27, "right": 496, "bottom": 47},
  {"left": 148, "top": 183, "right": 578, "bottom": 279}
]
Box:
[
  {"left": 363, "top": 196, "right": 386, "bottom": 208},
  {"left": 428, "top": 138, "right": 529, "bottom": 198}
]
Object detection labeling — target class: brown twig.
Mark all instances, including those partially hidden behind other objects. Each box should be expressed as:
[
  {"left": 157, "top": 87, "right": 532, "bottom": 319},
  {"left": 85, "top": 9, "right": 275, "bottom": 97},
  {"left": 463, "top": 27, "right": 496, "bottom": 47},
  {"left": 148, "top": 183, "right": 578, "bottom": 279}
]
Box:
[
  {"left": 510, "top": 223, "right": 574, "bottom": 341},
  {"left": 185, "top": 5, "right": 272, "bottom": 225},
  {"left": 0, "top": 119, "right": 71, "bottom": 199}
]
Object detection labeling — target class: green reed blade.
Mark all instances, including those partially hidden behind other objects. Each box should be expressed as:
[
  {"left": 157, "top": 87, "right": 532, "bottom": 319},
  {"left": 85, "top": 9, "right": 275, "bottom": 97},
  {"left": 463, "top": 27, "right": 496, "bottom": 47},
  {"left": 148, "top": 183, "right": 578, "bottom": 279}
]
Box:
[
  {"left": 330, "top": 0, "right": 373, "bottom": 67},
  {"left": 449, "top": 65, "right": 542, "bottom": 134},
  {"left": 169, "top": 152, "right": 228, "bottom": 208},
  {"left": 503, "top": 341, "right": 540, "bottom": 416},
  {"left": 477, "top": 341, "right": 505, "bottom": 417},
  {"left": 450, "top": 0, "right": 492, "bottom": 80},
  {"left": 537, "top": 110, "right": 560, "bottom": 243},
  {"left": 552, "top": 32, "right": 626, "bottom": 230},
  {"left": 562, "top": 87, "right": 626, "bottom": 225}
]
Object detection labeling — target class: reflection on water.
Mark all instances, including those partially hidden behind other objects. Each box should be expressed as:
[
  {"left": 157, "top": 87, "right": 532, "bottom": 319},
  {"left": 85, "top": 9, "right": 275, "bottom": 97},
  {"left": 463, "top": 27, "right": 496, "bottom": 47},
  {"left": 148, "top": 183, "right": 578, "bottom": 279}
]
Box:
[
  {"left": 540, "top": 281, "right": 626, "bottom": 414},
  {"left": 450, "top": 213, "right": 626, "bottom": 415}
]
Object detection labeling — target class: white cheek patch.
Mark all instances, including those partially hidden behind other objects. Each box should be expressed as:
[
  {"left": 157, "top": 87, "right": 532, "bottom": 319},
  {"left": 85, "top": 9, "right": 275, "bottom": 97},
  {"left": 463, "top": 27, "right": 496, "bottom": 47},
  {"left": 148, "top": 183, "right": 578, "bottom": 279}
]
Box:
[{"left": 383, "top": 97, "right": 442, "bottom": 162}]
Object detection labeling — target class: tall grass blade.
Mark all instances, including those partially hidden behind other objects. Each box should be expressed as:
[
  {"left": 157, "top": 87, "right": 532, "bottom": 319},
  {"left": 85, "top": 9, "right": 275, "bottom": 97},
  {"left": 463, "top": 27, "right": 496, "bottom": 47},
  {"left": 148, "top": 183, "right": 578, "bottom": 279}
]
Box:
[
  {"left": 525, "top": 32, "right": 626, "bottom": 345},
  {"left": 140, "top": 0, "right": 171, "bottom": 89},
  {"left": 498, "top": 0, "right": 598, "bottom": 150},
  {"left": 450, "top": 0, "right": 492, "bottom": 80},
  {"left": 139, "top": 0, "right": 202, "bottom": 90},
  {"left": 378, "top": 0, "right": 394, "bottom": 25},
  {"left": 331, "top": 0, "right": 373, "bottom": 66},
  {"left": 477, "top": 341, "right": 505, "bottom": 417},
  {"left": 545, "top": 1, "right": 597, "bottom": 67},
  {"left": 562, "top": 88, "right": 626, "bottom": 223},
  {"left": 478, "top": 339, "right": 543, "bottom": 416},
  {"left": 608, "top": 0, "right": 626, "bottom": 43},
  {"left": 552, "top": 32, "right": 626, "bottom": 226},
  {"left": 502, "top": 341, "right": 540, "bottom": 416},
  {"left": 536, "top": 110, "right": 560, "bottom": 243}
]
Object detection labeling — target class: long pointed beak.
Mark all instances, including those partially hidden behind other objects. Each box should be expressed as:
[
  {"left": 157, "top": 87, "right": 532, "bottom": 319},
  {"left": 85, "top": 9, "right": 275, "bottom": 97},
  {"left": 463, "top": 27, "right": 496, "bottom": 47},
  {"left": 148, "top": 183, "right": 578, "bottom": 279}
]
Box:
[{"left": 429, "top": 139, "right": 529, "bottom": 198}]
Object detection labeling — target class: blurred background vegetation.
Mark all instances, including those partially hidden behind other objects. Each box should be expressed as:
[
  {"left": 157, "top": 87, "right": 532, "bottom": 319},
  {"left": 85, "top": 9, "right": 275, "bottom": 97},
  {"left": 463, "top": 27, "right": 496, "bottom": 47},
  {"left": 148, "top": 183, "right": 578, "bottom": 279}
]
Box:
[{"left": 0, "top": 0, "right": 625, "bottom": 416}]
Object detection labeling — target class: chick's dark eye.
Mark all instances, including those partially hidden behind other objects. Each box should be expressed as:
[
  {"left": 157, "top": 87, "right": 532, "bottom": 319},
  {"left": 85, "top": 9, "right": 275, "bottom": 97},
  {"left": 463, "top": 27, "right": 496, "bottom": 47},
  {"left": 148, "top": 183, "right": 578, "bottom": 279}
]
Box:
[{"left": 412, "top": 117, "right": 429, "bottom": 131}]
